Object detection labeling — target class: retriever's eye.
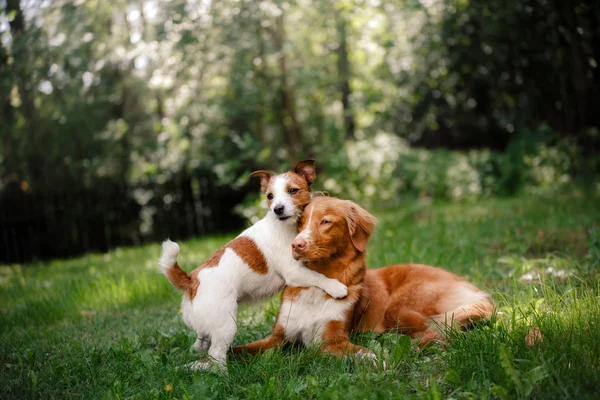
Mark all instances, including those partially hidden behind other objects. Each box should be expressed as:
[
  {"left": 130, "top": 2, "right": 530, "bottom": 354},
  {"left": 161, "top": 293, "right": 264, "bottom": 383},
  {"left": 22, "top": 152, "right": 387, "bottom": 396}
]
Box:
[
  {"left": 288, "top": 188, "right": 299, "bottom": 194},
  {"left": 320, "top": 219, "right": 330, "bottom": 225},
  {"left": 297, "top": 219, "right": 303, "bottom": 228},
  {"left": 267, "top": 193, "right": 274, "bottom": 200}
]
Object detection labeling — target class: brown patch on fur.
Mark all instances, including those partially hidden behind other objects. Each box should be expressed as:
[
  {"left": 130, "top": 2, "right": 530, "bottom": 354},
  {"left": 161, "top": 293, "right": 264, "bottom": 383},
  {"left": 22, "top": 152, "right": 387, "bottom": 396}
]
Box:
[
  {"left": 294, "top": 159, "right": 316, "bottom": 185},
  {"left": 231, "top": 324, "right": 286, "bottom": 355},
  {"left": 203, "top": 247, "right": 227, "bottom": 268},
  {"left": 250, "top": 169, "right": 276, "bottom": 209},
  {"left": 345, "top": 203, "right": 378, "bottom": 252},
  {"left": 281, "top": 286, "right": 308, "bottom": 300},
  {"left": 186, "top": 247, "right": 225, "bottom": 300},
  {"left": 165, "top": 262, "right": 194, "bottom": 292},
  {"left": 284, "top": 172, "right": 313, "bottom": 211},
  {"left": 250, "top": 170, "right": 274, "bottom": 193},
  {"left": 352, "top": 264, "right": 494, "bottom": 347},
  {"left": 320, "top": 318, "right": 372, "bottom": 357},
  {"left": 229, "top": 237, "right": 268, "bottom": 275},
  {"left": 186, "top": 237, "right": 267, "bottom": 300},
  {"left": 351, "top": 273, "right": 389, "bottom": 333}
]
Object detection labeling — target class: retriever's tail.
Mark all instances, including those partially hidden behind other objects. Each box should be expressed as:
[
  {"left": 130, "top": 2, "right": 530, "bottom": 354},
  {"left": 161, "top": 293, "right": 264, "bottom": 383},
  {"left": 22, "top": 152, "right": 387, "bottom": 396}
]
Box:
[
  {"left": 159, "top": 240, "right": 192, "bottom": 291},
  {"left": 431, "top": 295, "right": 495, "bottom": 328},
  {"left": 419, "top": 293, "right": 495, "bottom": 346}
]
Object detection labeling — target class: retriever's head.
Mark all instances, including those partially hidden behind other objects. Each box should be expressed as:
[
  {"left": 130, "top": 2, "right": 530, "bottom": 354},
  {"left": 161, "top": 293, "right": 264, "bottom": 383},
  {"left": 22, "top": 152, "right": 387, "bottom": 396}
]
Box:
[{"left": 292, "top": 196, "right": 377, "bottom": 261}]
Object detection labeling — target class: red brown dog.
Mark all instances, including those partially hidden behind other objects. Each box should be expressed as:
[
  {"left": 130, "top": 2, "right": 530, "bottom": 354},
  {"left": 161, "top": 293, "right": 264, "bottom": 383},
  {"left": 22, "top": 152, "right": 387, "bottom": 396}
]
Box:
[{"left": 233, "top": 196, "right": 494, "bottom": 358}]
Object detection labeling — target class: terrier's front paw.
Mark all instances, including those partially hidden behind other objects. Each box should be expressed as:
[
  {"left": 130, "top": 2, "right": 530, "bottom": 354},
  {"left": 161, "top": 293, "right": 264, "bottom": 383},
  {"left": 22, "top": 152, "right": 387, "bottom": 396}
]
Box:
[{"left": 326, "top": 280, "right": 348, "bottom": 299}]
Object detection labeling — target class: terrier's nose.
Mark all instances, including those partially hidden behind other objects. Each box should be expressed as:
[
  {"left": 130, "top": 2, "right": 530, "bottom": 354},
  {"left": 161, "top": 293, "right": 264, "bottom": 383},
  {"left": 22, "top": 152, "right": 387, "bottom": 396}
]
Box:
[
  {"left": 292, "top": 238, "right": 307, "bottom": 252},
  {"left": 274, "top": 205, "right": 285, "bottom": 216}
]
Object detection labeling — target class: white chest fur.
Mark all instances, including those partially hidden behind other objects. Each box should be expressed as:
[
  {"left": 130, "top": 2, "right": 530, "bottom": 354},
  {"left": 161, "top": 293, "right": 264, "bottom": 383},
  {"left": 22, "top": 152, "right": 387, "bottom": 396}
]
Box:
[
  {"left": 233, "top": 215, "right": 296, "bottom": 300},
  {"left": 279, "top": 287, "right": 353, "bottom": 346}
]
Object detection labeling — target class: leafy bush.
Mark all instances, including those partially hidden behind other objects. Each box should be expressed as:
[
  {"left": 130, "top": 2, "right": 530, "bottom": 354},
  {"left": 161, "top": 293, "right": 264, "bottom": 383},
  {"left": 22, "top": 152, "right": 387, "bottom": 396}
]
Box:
[
  {"left": 325, "top": 132, "right": 409, "bottom": 207},
  {"left": 235, "top": 127, "right": 597, "bottom": 222}
]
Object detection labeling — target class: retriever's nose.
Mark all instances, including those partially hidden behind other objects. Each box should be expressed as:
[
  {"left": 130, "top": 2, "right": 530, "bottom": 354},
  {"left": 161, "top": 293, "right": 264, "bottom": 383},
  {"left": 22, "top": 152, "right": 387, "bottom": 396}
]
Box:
[
  {"left": 292, "top": 238, "right": 306, "bottom": 252},
  {"left": 274, "top": 205, "right": 285, "bottom": 216}
]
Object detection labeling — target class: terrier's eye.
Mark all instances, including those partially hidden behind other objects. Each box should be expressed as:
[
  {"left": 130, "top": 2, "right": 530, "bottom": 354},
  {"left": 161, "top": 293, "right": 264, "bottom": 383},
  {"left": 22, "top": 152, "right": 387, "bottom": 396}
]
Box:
[
  {"left": 297, "top": 219, "right": 303, "bottom": 227},
  {"left": 288, "top": 188, "right": 299, "bottom": 194},
  {"left": 321, "top": 219, "right": 330, "bottom": 225},
  {"left": 267, "top": 193, "right": 274, "bottom": 200}
]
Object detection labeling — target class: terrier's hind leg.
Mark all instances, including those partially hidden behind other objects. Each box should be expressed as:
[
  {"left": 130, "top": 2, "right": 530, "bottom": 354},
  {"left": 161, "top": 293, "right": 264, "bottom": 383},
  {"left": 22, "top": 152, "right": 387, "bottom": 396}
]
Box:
[
  {"left": 193, "top": 335, "right": 211, "bottom": 352},
  {"left": 185, "top": 320, "right": 237, "bottom": 372},
  {"left": 193, "top": 318, "right": 237, "bottom": 371}
]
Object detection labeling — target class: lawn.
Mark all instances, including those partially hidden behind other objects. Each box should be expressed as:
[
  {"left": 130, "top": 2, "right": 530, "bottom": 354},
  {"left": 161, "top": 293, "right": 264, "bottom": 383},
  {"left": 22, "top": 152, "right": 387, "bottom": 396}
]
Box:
[{"left": 1, "top": 190, "right": 599, "bottom": 399}]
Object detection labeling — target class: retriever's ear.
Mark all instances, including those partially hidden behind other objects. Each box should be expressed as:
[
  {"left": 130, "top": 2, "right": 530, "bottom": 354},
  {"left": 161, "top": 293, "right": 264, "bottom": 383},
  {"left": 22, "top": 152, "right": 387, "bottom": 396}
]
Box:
[
  {"left": 250, "top": 170, "right": 274, "bottom": 193},
  {"left": 294, "top": 159, "right": 316, "bottom": 186},
  {"left": 345, "top": 201, "right": 378, "bottom": 252}
]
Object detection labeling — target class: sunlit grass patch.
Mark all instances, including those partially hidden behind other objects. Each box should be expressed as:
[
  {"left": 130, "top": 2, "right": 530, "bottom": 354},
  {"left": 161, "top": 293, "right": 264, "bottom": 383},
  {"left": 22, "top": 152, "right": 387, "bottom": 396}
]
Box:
[{"left": 446, "top": 277, "right": 600, "bottom": 398}]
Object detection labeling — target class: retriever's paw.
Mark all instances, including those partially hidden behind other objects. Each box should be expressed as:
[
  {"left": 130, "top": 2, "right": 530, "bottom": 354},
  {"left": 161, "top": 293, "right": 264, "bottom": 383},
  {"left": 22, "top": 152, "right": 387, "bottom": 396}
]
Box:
[{"left": 325, "top": 280, "right": 348, "bottom": 299}]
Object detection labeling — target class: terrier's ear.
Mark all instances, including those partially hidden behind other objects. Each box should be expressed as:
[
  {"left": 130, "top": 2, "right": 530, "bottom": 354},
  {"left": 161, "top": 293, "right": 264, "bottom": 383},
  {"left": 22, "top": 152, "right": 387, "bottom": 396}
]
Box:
[
  {"left": 294, "top": 159, "right": 316, "bottom": 186},
  {"left": 250, "top": 170, "right": 274, "bottom": 193},
  {"left": 344, "top": 201, "right": 378, "bottom": 252}
]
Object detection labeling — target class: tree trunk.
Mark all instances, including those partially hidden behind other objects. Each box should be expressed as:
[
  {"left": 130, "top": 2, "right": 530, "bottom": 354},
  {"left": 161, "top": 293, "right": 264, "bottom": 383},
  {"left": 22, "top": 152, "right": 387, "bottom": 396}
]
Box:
[
  {"left": 254, "top": 15, "right": 267, "bottom": 149},
  {"left": 271, "top": 13, "right": 302, "bottom": 162},
  {"left": 560, "top": 0, "right": 589, "bottom": 135},
  {"left": 0, "top": 41, "right": 16, "bottom": 180},
  {"left": 7, "top": 0, "right": 41, "bottom": 186},
  {"left": 336, "top": 10, "right": 355, "bottom": 139}
]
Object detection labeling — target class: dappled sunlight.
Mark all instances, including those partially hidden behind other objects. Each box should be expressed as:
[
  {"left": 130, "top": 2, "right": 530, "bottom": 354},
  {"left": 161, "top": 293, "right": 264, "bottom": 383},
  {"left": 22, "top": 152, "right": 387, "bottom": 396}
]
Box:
[
  {"left": 498, "top": 255, "right": 575, "bottom": 283},
  {"left": 78, "top": 273, "right": 166, "bottom": 312},
  {"left": 0, "top": 243, "right": 180, "bottom": 331}
]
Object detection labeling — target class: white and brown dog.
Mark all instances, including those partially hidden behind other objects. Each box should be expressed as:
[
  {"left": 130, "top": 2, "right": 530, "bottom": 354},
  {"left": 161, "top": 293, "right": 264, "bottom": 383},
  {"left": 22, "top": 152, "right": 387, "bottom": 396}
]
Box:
[{"left": 158, "top": 160, "right": 347, "bottom": 370}]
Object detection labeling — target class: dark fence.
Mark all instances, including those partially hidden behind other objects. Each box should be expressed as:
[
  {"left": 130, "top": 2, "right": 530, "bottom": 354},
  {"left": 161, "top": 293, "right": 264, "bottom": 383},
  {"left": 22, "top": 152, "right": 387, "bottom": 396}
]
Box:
[{"left": 0, "top": 175, "right": 247, "bottom": 264}]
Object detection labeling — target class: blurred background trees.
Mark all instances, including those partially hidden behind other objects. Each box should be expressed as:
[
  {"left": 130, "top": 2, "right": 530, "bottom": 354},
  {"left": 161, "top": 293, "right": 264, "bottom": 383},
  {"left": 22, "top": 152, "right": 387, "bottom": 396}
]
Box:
[{"left": 1, "top": 0, "right": 599, "bottom": 262}]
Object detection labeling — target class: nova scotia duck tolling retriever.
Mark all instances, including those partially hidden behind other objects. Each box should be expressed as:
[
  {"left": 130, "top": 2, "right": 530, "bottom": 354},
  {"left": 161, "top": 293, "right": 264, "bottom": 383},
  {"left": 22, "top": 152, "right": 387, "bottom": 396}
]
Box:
[{"left": 232, "top": 196, "right": 494, "bottom": 360}]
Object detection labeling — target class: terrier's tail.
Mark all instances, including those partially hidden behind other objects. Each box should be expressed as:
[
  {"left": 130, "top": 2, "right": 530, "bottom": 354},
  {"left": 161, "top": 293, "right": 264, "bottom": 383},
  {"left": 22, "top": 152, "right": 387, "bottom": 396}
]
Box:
[{"left": 159, "top": 240, "right": 192, "bottom": 291}]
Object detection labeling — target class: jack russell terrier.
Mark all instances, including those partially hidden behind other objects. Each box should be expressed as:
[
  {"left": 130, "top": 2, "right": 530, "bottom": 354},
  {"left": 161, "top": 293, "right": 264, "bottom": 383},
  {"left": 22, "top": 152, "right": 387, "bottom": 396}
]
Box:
[{"left": 159, "top": 161, "right": 348, "bottom": 370}]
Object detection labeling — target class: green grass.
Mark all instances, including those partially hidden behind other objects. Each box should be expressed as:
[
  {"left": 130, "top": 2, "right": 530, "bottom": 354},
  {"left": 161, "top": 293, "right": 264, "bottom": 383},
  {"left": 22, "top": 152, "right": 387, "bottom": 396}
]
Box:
[{"left": 2, "top": 191, "right": 600, "bottom": 399}]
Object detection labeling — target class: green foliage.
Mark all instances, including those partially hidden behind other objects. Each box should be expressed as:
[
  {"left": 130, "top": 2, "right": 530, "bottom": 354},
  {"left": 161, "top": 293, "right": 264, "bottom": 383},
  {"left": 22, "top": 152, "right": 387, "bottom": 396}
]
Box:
[
  {"left": 2, "top": 191, "right": 600, "bottom": 398},
  {"left": 588, "top": 228, "right": 600, "bottom": 266},
  {"left": 2, "top": 0, "right": 599, "bottom": 260},
  {"left": 2, "top": 0, "right": 599, "bottom": 193}
]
